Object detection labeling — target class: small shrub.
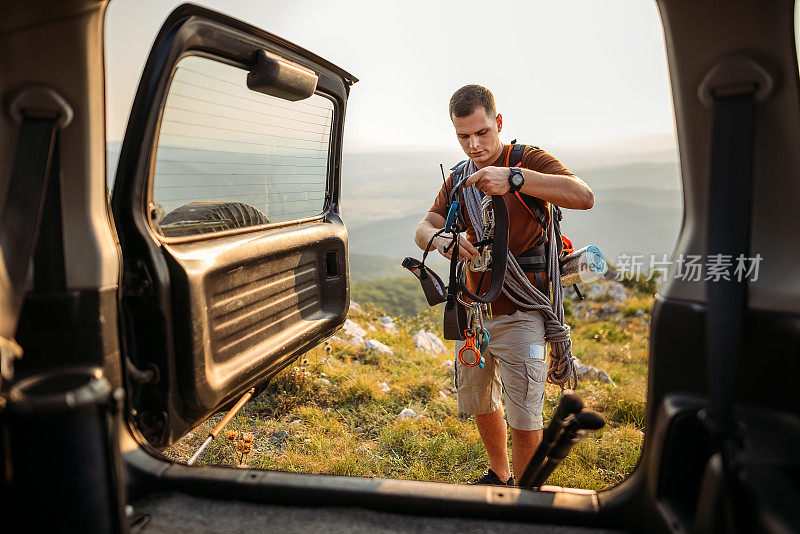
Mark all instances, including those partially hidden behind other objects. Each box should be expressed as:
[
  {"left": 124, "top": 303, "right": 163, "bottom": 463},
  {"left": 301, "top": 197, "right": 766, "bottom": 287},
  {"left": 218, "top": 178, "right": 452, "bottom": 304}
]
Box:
[
  {"left": 621, "top": 296, "right": 652, "bottom": 317},
  {"left": 619, "top": 271, "right": 660, "bottom": 295},
  {"left": 585, "top": 323, "right": 631, "bottom": 343}
]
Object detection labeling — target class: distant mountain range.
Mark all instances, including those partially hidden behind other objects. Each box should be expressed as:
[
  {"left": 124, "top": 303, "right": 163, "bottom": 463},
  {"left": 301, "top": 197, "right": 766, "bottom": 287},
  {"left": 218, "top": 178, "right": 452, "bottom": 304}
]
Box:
[{"left": 345, "top": 154, "right": 683, "bottom": 266}]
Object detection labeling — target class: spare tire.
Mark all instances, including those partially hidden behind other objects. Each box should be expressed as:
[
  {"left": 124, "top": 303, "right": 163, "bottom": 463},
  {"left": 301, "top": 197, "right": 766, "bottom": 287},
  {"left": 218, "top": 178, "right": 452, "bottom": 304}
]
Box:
[{"left": 159, "top": 201, "right": 269, "bottom": 237}]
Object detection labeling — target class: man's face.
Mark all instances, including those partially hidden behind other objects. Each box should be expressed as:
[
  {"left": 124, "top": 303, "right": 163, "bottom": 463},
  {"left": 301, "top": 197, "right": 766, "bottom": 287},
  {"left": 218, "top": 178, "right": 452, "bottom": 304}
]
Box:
[{"left": 451, "top": 107, "right": 503, "bottom": 167}]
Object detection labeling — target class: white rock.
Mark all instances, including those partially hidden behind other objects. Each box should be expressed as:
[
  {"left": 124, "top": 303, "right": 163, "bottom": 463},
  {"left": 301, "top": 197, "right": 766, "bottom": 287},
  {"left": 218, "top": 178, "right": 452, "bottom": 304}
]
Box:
[
  {"left": 345, "top": 334, "right": 365, "bottom": 347},
  {"left": 575, "top": 362, "right": 599, "bottom": 380},
  {"left": 586, "top": 281, "right": 628, "bottom": 303},
  {"left": 574, "top": 360, "right": 617, "bottom": 387},
  {"left": 439, "top": 390, "right": 448, "bottom": 398},
  {"left": 379, "top": 316, "right": 399, "bottom": 334},
  {"left": 635, "top": 309, "right": 645, "bottom": 318},
  {"left": 441, "top": 359, "right": 455, "bottom": 372},
  {"left": 596, "top": 370, "right": 617, "bottom": 387},
  {"left": 378, "top": 382, "right": 391, "bottom": 393},
  {"left": 342, "top": 319, "right": 367, "bottom": 339},
  {"left": 290, "top": 419, "right": 302, "bottom": 426},
  {"left": 316, "top": 378, "right": 331, "bottom": 387},
  {"left": 414, "top": 329, "right": 447, "bottom": 354},
  {"left": 397, "top": 408, "right": 417, "bottom": 420},
  {"left": 365, "top": 339, "right": 393, "bottom": 355},
  {"left": 349, "top": 301, "right": 363, "bottom": 314}
]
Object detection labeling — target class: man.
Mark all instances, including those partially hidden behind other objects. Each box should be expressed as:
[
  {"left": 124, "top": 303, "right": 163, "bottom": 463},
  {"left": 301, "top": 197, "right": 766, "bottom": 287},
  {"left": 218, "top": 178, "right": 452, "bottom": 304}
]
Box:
[{"left": 414, "top": 85, "right": 594, "bottom": 486}]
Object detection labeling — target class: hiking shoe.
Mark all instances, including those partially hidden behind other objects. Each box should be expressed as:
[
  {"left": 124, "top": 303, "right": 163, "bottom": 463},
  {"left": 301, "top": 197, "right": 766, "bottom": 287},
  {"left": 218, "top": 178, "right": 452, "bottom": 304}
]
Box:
[{"left": 470, "top": 468, "right": 515, "bottom": 486}]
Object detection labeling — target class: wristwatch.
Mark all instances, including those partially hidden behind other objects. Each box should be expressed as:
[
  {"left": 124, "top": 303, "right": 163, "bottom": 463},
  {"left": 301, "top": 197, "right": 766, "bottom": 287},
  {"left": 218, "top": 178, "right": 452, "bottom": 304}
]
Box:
[{"left": 508, "top": 167, "right": 525, "bottom": 193}]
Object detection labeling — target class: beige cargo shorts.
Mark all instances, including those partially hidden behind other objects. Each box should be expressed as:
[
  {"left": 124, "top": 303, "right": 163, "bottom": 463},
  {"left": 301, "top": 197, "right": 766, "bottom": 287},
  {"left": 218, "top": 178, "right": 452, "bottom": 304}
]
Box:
[{"left": 454, "top": 310, "right": 547, "bottom": 431}]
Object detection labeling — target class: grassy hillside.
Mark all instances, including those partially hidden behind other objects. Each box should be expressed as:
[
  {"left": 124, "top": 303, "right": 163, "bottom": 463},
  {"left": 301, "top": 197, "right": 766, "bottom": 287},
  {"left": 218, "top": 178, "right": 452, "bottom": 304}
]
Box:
[
  {"left": 167, "top": 281, "right": 651, "bottom": 491},
  {"left": 350, "top": 277, "right": 432, "bottom": 317}
]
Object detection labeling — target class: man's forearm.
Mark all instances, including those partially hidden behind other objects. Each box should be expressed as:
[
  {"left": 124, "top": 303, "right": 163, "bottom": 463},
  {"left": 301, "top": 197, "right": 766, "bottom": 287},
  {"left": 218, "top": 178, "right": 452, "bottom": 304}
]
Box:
[
  {"left": 518, "top": 169, "right": 594, "bottom": 210},
  {"left": 414, "top": 219, "right": 441, "bottom": 251}
]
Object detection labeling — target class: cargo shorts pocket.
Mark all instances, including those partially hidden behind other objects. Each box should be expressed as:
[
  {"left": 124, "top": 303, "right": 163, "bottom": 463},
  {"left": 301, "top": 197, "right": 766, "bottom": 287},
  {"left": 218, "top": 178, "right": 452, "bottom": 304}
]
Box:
[{"left": 524, "top": 358, "right": 547, "bottom": 417}]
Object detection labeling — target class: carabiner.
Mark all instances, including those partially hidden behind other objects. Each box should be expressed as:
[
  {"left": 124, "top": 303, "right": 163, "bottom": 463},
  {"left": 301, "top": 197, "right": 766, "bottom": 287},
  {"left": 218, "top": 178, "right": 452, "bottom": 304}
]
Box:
[
  {"left": 477, "top": 327, "right": 490, "bottom": 354},
  {"left": 458, "top": 328, "right": 485, "bottom": 368}
]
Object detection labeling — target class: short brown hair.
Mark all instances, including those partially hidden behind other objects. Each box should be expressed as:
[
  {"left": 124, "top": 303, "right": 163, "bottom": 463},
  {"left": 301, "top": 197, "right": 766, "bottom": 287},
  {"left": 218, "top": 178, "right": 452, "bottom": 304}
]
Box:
[{"left": 449, "top": 85, "right": 496, "bottom": 118}]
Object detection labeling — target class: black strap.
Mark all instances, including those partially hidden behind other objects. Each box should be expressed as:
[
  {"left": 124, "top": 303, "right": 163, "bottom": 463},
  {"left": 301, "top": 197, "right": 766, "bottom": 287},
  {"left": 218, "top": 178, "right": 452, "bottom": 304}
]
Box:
[
  {"left": 704, "top": 90, "right": 756, "bottom": 532},
  {"left": 0, "top": 115, "right": 59, "bottom": 340},
  {"left": 401, "top": 257, "right": 447, "bottom": 306},
  {"left": 507, "top": 143, "right": 549, "bottom": 230},
  {"left": 706, "top": 92, "right": 754, "bottom": 438}
]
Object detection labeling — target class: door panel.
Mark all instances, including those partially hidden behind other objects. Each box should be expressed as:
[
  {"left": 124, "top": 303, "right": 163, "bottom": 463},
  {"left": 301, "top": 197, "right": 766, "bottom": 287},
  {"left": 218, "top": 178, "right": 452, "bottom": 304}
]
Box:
[
  {"left": 112, "top": 4, "right": 356, "bottom": 446},
  {"left": 167, "top": 219, "right": 348, "bottom": 417}
]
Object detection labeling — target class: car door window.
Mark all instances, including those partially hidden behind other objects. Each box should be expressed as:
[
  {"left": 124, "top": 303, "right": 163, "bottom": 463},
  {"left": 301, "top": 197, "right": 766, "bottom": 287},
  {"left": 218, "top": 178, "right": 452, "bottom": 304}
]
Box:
[{"left": 152, "top": 56, "right": 334, "bottom": 237}]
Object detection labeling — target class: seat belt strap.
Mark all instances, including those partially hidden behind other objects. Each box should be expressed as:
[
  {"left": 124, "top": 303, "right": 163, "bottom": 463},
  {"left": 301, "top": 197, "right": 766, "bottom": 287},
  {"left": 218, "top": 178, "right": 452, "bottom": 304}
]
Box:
[
  {"left": 703, "top": 89, "right": 756, "bottom": 534},
  {"left": 706, "top": 91, "right": 754, "bottom": 439},
  {"left": 0, "top": 115, "right": 59, "bottom": 381}
]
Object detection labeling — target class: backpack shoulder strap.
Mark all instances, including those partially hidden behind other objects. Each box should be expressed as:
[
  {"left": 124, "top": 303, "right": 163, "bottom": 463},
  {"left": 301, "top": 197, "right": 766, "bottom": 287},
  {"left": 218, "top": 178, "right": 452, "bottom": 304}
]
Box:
[
  {"left": 507, "top": 143, "right": 527, "bottom": 167},
  {"left": 506, "top": 143, "right": 548, "bottom": 230}
]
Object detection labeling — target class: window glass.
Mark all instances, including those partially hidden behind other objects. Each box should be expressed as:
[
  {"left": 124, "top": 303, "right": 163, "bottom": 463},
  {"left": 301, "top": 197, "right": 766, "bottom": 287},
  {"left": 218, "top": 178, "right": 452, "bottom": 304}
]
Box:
[{"left": 152, "top": 56, "right": 333, "bottom": 237}]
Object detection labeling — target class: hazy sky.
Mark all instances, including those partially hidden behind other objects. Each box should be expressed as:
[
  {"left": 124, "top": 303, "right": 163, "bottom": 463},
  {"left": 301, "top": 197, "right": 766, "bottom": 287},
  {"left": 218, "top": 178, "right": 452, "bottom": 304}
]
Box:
[{"left": 105, "top": 0, "right": 677, "bottom": 157}]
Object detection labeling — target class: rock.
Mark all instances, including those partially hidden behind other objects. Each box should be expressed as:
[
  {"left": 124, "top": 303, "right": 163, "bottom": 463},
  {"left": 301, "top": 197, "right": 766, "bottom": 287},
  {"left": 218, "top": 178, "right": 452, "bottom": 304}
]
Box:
[
  {"left": 397, "top": 408, "right": 417, "bottom": 420},
  {"left": 365, "top": 339, "right": 393, "bottom": 355},
  {"left": 289, "top": 419, "right": 302, "bottom": 427},
  {"left": 635, "top": 309, "right": 645, "bottom": 318},
  {"left": 439, "top": 390, "right": 449, "bottom": 398},
  {"left": 272, "top": 430, "right": 288, "bottom": 439},
  {"left": 349, "top": 301, "right": 363, "bottom": 314},
  {"left": 379, "top": 316, "right": 399, "bottom": 334},
  {"left": 342, "top": 319, "right": 367, "bottom": 339},
  {"left": 596, "top": 370, "right": 617, "bottom": 387},
  {"left": 378, "top": 382, "right": 391, "bottom": 393},
  {"left": 320, "top": 372, "right": 327, "bottom": 377},
  {"left": 441, "top": 359, "right": 455, "bottom": 372},
  {"left": 328, "top": 335, "right": 344, "bottom": 344},
  {"left": 575, "top": 362, "right": 598, "bottom": 380},
  {"left": 315, "top": 377, "right": 331, "bottom": 386},
  {"left": 585, "top": 281, "right": 628, "bottom": 303},
  {"left": 574, "top": 359, "right": 617, "bottom": 387},
  {"left": 345, "top": 335, "right": 365, "bottom": 347},
  {"left": 413, "top": 329, "right": 447, "bottom": 354}
]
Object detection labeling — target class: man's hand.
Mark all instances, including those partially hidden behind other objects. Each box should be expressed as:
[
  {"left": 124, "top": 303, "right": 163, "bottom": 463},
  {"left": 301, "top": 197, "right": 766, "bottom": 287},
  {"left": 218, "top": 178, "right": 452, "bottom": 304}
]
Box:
[
  {"left": 464, "top": 166, "right": 512, "bottom": 195},
  {"left": 434, "top": 234, "right": 479, "bottom": 261}
]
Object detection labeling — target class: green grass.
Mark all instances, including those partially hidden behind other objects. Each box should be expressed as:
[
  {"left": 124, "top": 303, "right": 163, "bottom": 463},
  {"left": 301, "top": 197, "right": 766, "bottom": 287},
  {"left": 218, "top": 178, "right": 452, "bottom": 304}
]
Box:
[{"left": 166, "top": 290, "right": 649, "bottom": 491}]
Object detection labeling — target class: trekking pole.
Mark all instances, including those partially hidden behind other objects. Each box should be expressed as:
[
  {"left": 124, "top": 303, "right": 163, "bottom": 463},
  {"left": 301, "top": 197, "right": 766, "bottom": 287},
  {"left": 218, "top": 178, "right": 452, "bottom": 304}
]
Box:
[
  {"left": 518, "top": 390, "right": 584, "bottom": 488},
  {"left": 529, "top": 410, "right": 605, "bottom": 488},
  {"left": 187, "top": 387, "right": 255, "bottom": 466}
]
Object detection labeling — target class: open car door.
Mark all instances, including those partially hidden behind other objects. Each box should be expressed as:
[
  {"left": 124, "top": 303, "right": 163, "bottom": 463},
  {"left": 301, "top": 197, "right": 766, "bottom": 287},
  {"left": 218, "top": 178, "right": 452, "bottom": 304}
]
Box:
[{"left": 112, "top": 4, "right": 356, "bottom": 447}]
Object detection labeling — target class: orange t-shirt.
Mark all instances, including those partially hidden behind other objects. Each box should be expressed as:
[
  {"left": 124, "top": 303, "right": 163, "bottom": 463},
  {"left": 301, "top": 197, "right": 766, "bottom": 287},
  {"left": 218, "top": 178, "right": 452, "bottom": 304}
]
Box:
[{"left": 428, "top": 144, "right": 574, "bottom": 316}]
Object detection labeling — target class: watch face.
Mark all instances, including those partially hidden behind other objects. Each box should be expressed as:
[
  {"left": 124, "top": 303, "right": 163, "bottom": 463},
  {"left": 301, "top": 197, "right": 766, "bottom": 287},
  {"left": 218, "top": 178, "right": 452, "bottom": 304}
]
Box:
[{"left": 511, "top": 173, "right": 524, "bottom": 187}]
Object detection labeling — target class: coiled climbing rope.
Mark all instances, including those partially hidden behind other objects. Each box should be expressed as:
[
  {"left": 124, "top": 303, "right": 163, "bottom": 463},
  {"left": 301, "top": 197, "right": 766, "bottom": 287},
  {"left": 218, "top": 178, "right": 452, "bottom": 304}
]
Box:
[{"left": 461, "top": 159, "right": 577, "bottom": 389}]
